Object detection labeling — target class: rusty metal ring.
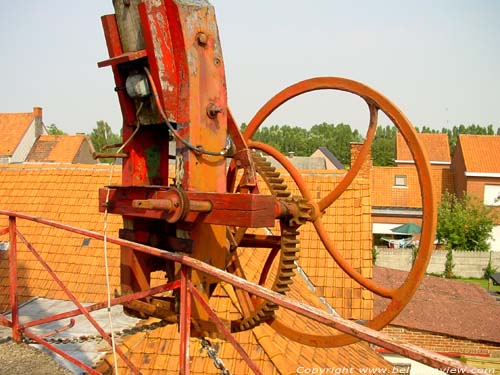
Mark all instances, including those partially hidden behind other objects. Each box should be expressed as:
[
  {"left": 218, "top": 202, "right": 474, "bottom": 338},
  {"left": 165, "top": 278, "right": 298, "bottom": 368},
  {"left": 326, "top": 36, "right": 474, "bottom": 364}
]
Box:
[{"left": 244, "top": 77, "right": 436, "bottom": 347}]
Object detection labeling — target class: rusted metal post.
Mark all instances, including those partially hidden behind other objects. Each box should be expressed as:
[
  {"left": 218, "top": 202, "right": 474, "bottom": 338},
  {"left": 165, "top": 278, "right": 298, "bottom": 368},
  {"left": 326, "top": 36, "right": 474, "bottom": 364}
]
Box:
[
  {"left": 8, "top": 216, "right": 20, "bottom": 342},
  {"left": 179, "top": 265, "right": 191, "bottom": 374},
  {"left": 16, "top": 231, "right": 141, "bottom": 375},
  {"left": 190, "top": 285, "right": 264, "bottom": 375}
]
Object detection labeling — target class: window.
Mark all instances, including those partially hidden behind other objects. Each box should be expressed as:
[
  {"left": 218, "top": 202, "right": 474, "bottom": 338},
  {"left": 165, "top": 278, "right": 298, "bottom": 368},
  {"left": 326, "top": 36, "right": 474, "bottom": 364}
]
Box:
[
  {"left": 484, "top": 185, "right": 500, "bottom": 206},
  {"left": 0, "top": 242, "right": 9, "bottom": 252},
  {"left": 394, "top": 175, "right": 407, "bottom": 187}
]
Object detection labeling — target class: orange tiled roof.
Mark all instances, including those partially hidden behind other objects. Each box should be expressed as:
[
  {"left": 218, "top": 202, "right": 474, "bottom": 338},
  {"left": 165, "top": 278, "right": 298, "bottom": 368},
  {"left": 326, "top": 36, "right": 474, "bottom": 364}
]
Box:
[
  {"left": 396, "top": 133, "right": 451, "bottom": 163},
  {"left": 0, "top": 111, "right": 35, "bottom": 156},
  {"left": 97, "top": 266, "right": 390, "bottom": 374},
  {"left": 26, "top": 135, "right": 92, "bottom": 163},
  {"left": 0, "top": 163, "right": 387, "bottom": 372},
  {"left": 0, "top": 164, "right": 122, "bottom": 307},
  {"left": 456, "top": 135, "right": 500, "bottom": 173},
  {"left": 372, "top": 166, "right": 454, "bottom": 209}
]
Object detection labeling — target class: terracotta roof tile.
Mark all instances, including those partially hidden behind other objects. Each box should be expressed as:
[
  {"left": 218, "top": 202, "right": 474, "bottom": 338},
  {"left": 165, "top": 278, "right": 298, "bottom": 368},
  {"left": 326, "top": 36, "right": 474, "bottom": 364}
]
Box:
[
  {"left": 0, "top": 163, "right": 391, "bottom": 372},
  {"left": 373, "top": 266, "right": 500, "bottom": 344},
  {"left": 396, "top": 133, "right": 451, "bottom": 163},
  {"left": 456, "top": 135, "right": 500, "bottom": 173},
  {"left": 0, "top": 111, "right": 34, "bottom": 156}
]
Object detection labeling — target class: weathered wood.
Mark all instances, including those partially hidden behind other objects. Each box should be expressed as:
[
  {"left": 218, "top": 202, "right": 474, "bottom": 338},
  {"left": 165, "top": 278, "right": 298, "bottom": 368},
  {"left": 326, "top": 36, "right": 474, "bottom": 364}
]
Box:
[
  {"left": 99, "top": 187, "right": 277, "bottom": 227},
  {"left": 112, "top": 0, "right": 145, "bottom": 52}
]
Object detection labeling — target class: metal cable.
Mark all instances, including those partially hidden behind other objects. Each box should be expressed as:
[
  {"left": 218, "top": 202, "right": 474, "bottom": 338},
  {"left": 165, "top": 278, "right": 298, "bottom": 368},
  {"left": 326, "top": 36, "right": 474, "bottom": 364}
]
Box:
[{"left": 143, "top": 67, "right": 231, "bottom": 157}]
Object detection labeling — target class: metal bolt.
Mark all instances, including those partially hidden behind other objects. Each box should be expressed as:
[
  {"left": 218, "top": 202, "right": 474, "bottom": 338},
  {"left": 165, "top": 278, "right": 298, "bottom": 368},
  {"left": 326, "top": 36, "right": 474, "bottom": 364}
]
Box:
[
  {"left": 197, "top": 32, "right": 208, "bottom": 47},
  {"left": 207, "top": 103, "right": 223, "bottom": 119}
]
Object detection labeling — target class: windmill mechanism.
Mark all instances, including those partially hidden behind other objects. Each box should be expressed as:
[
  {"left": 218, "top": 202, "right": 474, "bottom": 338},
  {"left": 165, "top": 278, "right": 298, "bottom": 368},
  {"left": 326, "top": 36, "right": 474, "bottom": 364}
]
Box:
[{"left": 97, "top": 0, "right": 436, "bottom": 348}]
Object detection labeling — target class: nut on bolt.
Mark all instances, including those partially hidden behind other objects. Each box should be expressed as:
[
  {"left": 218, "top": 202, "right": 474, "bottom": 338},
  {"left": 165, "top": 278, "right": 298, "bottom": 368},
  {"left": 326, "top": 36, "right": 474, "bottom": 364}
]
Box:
[
  {"left": 207, "top": 103, "right": 223, "bottom": 119},
  {"left": 196, "top": 32, "right": 208, "bottom": 46}
]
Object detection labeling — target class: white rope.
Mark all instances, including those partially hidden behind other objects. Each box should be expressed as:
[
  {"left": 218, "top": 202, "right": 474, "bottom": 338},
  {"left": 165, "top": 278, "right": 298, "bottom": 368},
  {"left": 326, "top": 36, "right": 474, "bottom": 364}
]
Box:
[{"left": 102, "top": 104, "right": 143, "bottom": 374}]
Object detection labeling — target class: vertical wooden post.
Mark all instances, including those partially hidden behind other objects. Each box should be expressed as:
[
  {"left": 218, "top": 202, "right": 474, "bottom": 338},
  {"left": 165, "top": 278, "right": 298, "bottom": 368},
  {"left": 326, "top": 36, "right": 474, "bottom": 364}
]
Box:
[{"left": 112, "top": 0, "right": 145, "bottom": 52}]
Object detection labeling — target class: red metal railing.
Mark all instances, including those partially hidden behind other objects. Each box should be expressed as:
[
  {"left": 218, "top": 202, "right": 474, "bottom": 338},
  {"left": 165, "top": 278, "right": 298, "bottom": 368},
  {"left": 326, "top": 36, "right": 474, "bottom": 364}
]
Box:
[{"left": 0, "top": 210, "right": 480, "bottom": 374}]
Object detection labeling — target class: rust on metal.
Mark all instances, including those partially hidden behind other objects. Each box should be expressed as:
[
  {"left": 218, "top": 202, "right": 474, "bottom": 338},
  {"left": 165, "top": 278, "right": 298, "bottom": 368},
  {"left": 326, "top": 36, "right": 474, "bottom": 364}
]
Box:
[{"left": 0, "top": 210, "right": 481, "bottom": 375}]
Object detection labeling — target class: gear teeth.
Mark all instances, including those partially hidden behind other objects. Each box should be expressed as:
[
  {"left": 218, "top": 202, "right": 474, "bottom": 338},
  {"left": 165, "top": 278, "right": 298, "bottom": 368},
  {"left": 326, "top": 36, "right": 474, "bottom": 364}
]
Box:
[{"left": 231, "top": 151, "right": 307, "bottom": 333}]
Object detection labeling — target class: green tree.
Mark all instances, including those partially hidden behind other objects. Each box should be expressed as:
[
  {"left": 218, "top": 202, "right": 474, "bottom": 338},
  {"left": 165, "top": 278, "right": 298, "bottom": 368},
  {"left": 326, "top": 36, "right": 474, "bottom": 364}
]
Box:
[
  {"left": 437, "top": 192, "right": 497, "bottom": 251},
  {"left": 88, "top": 120, "right": 121, "bottom": 162},
  {"left": 46, "top": 123, "right": 66, "bottom": 135},
  {"left": 309, "top": 122, "right": 362, "bottom": 166},
  {"left": 371, "top": 125, "right": 396, "bottom": 166}
]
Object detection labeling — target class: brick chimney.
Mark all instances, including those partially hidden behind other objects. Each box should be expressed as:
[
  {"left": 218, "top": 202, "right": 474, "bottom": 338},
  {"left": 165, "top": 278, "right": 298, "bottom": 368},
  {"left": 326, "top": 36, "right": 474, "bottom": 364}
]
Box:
[
  {"left": 350, "top": 142, "right": 372, "bottom": 179},
  {"left": 33, "top": 107, "right": 45, "bottom": 137}
]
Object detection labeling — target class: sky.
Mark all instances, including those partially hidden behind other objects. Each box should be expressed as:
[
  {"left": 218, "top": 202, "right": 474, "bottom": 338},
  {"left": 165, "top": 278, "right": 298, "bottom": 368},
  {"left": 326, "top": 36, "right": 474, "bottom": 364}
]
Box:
[{"left": 1, "top": 0, "right": 499, "bottom": 136}]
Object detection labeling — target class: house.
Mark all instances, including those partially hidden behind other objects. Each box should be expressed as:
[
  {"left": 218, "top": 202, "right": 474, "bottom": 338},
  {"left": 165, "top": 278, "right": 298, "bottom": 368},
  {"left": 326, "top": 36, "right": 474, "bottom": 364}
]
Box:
[
  {"left": 372, "top": 132, "right": 454, "bottom": 244},
  {"left": 371, "top": 166, "right": 454, "bottom": 241},
  {"left": 0, "top": 107, "right": 97, "bottom": 164},
  {"left": 0, "top": 163, "right": 388, "bottom": 373},
  {"left": 268, "top": 152, "right": 327, "bottom": 170},
  {"left": 266, "top": 147, "right": 344, "bottom": 171},
  {"left": 452, "top": 135, "right": 500, "bottom": 251},
  {"left": 311, "top": 146, "right": 345, "bottom": 170},
  {"left": 396, "top": 132, "right": 451, "bottom": 169},
  {"left": 26, "top": 134, "right": 96, "bottom": 164},
  {"left": 373, "top": 266, "right": 500, "bottom": 374},
  {"left": 0, "top": 107, "right": 47, "bottom": 163}
]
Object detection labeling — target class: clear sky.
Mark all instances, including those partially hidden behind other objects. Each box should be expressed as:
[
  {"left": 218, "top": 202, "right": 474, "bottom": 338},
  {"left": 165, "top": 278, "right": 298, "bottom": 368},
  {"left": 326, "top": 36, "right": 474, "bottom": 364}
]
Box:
[{"left": 1, "top": 1, "right": 499, "bottom": 136}]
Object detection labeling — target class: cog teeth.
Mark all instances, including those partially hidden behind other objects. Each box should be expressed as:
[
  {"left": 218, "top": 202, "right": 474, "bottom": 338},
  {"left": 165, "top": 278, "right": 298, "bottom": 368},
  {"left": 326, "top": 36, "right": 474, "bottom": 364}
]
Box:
[{"left": 231, "top": 150, "right": 301, "bottom": 334}]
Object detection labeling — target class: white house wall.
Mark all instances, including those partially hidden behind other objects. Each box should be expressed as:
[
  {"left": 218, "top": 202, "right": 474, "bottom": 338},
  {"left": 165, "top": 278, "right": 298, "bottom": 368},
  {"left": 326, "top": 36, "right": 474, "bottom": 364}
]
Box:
[
  {"left": 11, "top": 120, "right": 36, "bottom": 163},
  {"left": 489, "top": 225, "right": 500, "bottom": 252}
]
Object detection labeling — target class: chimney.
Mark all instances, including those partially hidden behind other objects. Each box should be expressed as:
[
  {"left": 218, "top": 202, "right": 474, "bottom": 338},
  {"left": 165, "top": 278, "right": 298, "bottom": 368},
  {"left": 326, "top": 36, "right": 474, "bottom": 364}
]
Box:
[
  {"left": 33, "top": 107, "right": 44, "bottom": 137},
  {"left": 350, "top": 142, "right": 372, "bottom": 179}
]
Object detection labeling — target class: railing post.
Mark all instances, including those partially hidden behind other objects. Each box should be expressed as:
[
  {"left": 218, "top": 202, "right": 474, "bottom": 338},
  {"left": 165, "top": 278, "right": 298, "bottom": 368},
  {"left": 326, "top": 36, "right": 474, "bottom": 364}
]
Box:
[
  {"left": 179, "top": 266, "right": 191, "bottom": 375},
  {"left": 8, "top": 216, "right": 20, "bottom": 342}
]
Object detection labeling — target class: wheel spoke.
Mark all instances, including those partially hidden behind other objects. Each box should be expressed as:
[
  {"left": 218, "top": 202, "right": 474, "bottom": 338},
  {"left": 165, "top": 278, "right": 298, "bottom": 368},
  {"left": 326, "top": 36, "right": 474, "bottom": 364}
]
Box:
[{"left": 318, "top": 102, "right": 378, "bottom": 211}]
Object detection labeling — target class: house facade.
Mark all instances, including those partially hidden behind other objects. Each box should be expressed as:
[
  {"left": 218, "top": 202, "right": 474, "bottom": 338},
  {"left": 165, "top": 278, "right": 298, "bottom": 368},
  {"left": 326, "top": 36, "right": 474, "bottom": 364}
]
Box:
[
  {"left": 0, "top": 107, "right": 97, "bottom": 164},
  {"left": 452, "top": 135, "right": 500, "bottom": 251},
  {"left": 372, "top": 133, "right": 455, "bottom": 245},
  {"left": 0, "top": 107, "right": 46, "bottom": 163},
  {"left": 26, "top": 134, "right": 96, "bottom": 164}
]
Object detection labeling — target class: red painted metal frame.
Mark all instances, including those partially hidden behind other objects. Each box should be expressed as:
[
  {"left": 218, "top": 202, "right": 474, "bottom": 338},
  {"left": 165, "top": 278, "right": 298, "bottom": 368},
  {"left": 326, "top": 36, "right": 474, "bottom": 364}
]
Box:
[{"left": 0, "top": 210, "right": 481, "bottom": 375}]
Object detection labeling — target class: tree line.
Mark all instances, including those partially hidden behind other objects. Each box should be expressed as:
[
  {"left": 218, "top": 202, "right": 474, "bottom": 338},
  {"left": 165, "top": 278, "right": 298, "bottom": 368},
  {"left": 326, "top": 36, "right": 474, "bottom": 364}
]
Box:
[
  {"left": 48, "top": 121, "right": 499, "bottom": 167},
  {"left": 244, "top": 122, "right": 499, "bottom": 167}
]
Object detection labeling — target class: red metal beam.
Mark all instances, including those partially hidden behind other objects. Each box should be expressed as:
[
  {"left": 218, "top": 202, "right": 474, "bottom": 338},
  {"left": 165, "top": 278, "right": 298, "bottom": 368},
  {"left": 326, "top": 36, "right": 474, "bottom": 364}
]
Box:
[
  {"left": 179, "top": 266, "right": 191, "bottom": 375},
  {"left": 15, "top": 229, "right": 141, "bottom": 375},
  {"left": 0, "top": 210, "right": 481, "bottom": 375},
  {"left": 8, "top": 216, "right": 20, "bottom": 342},
  {"left": 190, "top": 284, "right": 264, "bottom": 375},
  {"left": 20, "top": 281, "right": 180, "bottom": 330}
]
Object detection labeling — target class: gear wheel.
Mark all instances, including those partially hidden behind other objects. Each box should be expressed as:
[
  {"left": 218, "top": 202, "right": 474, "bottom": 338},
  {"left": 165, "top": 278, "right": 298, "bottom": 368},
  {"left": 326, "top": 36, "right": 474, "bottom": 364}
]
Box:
[{"left": 230, "top": 151, "right": 310, "bottom": 332}]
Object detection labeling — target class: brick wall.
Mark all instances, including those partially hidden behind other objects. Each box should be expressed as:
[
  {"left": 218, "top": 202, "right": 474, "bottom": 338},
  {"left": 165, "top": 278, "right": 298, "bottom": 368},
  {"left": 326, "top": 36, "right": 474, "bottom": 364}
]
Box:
[{"left": 382, "top": 326, "right": 500, "bottom": 356}]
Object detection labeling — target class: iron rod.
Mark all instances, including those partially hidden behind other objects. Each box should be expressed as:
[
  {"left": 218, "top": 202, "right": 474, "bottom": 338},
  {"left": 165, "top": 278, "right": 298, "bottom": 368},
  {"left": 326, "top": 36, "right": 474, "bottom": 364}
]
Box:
[
  {"left": 16, "top": 230, "right": 142, "bottom": 375},
  {"left": 21, "top": 280, "right": 180, "bottom": 330},
  {"left": 179, "top": 266, "right": 191, "bottom": 374},
  {"left": 190, "top": 283, "right": 264, "bottom": 375},
  {"left": 0, "top": 210, "right": 481, "bottom": 375},
  {"left": 8, "top": 216, "right": 20, "bottom": 342}
]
